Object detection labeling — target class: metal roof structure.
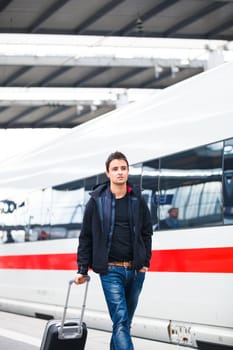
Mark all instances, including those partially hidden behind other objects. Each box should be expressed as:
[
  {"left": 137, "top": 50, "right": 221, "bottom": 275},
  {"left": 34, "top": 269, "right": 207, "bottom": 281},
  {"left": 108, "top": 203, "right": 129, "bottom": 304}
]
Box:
[{"left": 0, "top": 0, "right": 233, "bottom": 128}]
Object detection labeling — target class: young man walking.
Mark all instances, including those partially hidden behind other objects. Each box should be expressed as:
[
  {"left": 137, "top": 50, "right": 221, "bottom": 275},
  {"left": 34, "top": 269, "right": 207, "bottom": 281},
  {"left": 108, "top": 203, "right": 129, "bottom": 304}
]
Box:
[{"left": 74, "top": 151, "right": 153, "bottom": 350}]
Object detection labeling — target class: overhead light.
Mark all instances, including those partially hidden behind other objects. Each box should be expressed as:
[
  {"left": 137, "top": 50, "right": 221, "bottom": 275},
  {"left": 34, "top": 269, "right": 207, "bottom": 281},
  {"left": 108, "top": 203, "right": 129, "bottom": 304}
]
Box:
[
  {"left": 171, "top": 66, "right": 179, "bottom": 78},
  {"left": 76, "top": 105, "right": 84, "bottom": 114},
  {"left": 90, "top": 105, "right": 97, "bottom": 112},
  {"left": 154, "top": 65, "right": 163, "bottom": 79},
  {"left": 136, "top": 17, "right": 143, "bottom": 33},
  {"left": 180, "top": 58, "right": 190, "bottom": 66}
]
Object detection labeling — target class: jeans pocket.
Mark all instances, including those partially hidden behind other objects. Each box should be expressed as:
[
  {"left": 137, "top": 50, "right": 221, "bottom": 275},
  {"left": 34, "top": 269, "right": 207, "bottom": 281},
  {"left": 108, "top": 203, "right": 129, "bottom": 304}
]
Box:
[{"left": 134, "top": 270, "right": 145, "bottom": 286}]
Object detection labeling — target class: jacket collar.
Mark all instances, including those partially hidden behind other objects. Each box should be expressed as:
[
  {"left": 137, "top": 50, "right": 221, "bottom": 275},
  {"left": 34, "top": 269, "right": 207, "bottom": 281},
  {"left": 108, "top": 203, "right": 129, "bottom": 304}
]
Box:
[{"left": 90, "top": 181, "right": 140, "bottom": 198}]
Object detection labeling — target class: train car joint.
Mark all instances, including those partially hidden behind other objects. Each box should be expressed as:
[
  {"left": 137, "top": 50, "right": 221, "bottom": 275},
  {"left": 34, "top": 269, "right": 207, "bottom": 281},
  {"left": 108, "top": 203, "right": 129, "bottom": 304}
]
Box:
[{"left": 168, "top": 320, "right": 195, "bottom": 347}]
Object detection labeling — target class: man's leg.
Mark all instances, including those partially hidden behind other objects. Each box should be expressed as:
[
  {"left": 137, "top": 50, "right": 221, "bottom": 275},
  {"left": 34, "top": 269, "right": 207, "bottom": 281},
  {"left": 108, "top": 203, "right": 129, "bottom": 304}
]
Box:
[
  {"left": 126, "top": 271, "right": 145, "bottom": 326},
  {"left": 100, "top": 266, "right": 135, "bottom": 350}
]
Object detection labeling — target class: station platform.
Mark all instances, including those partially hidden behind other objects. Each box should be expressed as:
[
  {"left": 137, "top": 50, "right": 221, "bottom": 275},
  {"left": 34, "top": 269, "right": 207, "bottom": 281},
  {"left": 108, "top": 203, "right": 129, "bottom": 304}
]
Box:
[{"left": 0, "top": 310, "right": 189, "bottom": 350}]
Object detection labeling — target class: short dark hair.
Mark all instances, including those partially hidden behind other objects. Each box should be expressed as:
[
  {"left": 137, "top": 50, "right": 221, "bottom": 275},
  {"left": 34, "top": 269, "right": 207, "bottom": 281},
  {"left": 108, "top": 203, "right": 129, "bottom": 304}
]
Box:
[{"left": 105, "top": 151, "right": 129, "bottom": 171}]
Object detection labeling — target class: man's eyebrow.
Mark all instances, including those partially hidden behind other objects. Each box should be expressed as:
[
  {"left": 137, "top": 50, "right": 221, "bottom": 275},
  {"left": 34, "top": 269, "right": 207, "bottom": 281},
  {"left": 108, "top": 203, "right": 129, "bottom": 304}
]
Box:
[{"left": 111, "top": 165, "right": 127, "bottom": 169}]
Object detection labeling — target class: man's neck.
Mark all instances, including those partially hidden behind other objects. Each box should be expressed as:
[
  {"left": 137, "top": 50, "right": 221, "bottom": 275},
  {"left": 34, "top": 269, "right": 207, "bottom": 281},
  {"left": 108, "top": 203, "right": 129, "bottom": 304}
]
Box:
[{"left": 110, "top": 183, "right": 127, "bottom": 199}]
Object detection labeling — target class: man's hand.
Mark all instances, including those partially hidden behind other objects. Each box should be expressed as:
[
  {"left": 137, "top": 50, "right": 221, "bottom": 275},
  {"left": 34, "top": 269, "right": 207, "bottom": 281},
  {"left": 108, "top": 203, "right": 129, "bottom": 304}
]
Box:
[
  {"left": 139, "top": 266, "right": 148, "bottom": 272},
  {"left": 74, "top": 273, "right": 87, "bottom": 284}
]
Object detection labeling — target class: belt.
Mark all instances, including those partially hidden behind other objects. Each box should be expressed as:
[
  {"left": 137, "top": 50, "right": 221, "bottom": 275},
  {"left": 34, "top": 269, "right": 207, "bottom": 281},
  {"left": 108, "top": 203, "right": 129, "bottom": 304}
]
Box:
[{"left": 108, "top": 261, "right": 133, "bottom": 268}]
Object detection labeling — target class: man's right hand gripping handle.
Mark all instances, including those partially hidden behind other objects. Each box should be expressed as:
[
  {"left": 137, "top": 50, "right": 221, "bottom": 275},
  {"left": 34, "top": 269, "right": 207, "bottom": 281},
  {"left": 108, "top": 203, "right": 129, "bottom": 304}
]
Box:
[{"left": 74, "top": 273, "right": 89, "bottom": 284}]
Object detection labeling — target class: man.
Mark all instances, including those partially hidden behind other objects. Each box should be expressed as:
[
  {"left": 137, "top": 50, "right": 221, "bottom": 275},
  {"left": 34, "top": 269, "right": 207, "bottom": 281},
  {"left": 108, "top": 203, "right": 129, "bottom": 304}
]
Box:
[
  {"left": 74, "top": 151, "right": 153, "bottom": 350},
  {"left": 160, "top": 207, "right": 180, "bottom": 229}
]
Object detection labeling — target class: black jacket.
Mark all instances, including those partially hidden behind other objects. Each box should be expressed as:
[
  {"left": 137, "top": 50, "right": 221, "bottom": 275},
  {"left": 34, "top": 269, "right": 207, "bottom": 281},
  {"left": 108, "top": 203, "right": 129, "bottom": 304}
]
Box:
[{"left": 77, "top": 181, "right": 153, "bottom": 275}]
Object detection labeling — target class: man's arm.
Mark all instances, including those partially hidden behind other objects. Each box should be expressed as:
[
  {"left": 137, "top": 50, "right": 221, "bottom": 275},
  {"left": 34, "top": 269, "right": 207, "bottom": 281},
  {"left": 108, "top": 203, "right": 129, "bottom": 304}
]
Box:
[
  {"left": 76, "top": 199, "right": 94, "bottom": 277},
  {"left": 141, "top": 198, "right": 153, "bottom": 267}
]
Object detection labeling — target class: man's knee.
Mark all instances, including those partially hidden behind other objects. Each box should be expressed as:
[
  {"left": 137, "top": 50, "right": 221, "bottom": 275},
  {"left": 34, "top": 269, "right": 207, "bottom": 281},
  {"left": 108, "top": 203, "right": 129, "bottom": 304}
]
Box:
[{"left": 113, "top": 320, "right": 129, "bottom": 332}]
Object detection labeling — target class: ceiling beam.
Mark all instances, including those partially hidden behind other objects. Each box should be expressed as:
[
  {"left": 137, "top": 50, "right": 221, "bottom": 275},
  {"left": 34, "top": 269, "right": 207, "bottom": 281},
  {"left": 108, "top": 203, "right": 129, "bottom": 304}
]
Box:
[
  {"left": 28, "top": 0, "right": 71, "bottom": 33},
  {"left": 164, "top": 2, "right": 228, "bottom": 37},
  {"left": 74, "top": 0, "right": 126, "bottom": 34},
  {"left": 116, "top": 0, "right": 179, "bottom": 36},
  {"left": 53, "top": 105, "right": 115, "bottom": 126},
  {"left": 73, "top": 67, "right": 111, "bottom": 86},
  {"left": 0, "top": 87, "right": 159, "bottom": 107},
  {"left": 2, "top": 66, "right": 33, "bottom": 86},
  {"left": 139, "top": 67, "right": 187, "bottom": 88},
  {"left": 207, "top": 15, "right": 233, "bottom": 37},
  {"left": 1, "top": 34, "right": 228, "bottom": 68},
  {"left": 3, "top": 107, "right": 38, "bottom": 127},
  {"left": 32, "top": 106, "right": 71, "bottom": 127},
  {"left": 107, "top": 68, "right": 148, "bottom": 87},
  {"left": 38, "top": 67, "right": 72, "bottom": 87},
  {"left": 0, "top": 0, "right": 13, "bottom": 12},
  {"left": 0, "top": 55, "right": 207, "bottom": 69}
]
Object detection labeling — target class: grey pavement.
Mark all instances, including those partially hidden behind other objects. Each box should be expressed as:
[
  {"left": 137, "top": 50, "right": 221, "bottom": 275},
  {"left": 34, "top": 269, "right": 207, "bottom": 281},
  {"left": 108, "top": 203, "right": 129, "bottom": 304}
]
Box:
[{"left": 0, "top": 311, "right": 188, "bottom": 350}]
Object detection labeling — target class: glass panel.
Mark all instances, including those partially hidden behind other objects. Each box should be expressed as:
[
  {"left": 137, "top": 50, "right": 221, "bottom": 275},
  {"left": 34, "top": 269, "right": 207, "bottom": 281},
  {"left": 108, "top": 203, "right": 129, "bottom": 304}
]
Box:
[
  {"left": 223, "top": 138, "right": 233, "bottom": 225},
  {"left": 84, "top": 176, "right": 97, "bottom": 205},
  {"left": 53, "top": 179, "right": 84, "bottom": 191},
  {"left": 84, "top": 176, "right": 97, "bottom": 191},
  {"left": 26, "top": 189, "right": 51, "bottom": 241},
  {"left": 0, "top": 195, "right": 27, "bottom": 242},
  {"left": 98, "top": 173, "right": 108, "bottom": 184},
  {"left": 159, "top": 142, "right": 223, "bottom": 229},
  {"left": 50, "top": 183, "right": 85, "bottom": 239},
  {"left": 128, "top": 163, "right": 142, "bottom": 187},
  {"left": 141, "top": 159, "right": 159, "bottom": 230}
]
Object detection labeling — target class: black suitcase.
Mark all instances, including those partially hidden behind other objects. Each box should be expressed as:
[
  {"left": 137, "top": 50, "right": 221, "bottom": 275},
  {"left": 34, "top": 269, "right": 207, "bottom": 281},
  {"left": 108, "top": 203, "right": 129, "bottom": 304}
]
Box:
[{"left": 40, "top": 276, "right": 90, "bottom": 350}]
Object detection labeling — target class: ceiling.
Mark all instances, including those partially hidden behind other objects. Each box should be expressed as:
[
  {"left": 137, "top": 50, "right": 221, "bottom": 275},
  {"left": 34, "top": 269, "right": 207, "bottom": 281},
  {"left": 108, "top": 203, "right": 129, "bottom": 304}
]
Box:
[{"left": 0, "top": 0, "right": 233, "bottom": 128}]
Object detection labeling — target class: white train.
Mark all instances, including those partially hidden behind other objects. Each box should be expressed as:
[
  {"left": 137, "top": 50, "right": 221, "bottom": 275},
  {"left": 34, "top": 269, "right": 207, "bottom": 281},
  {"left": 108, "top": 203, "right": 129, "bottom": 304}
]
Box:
[{"left": 0, "top": 61, "right": 233, "bottom": 350}]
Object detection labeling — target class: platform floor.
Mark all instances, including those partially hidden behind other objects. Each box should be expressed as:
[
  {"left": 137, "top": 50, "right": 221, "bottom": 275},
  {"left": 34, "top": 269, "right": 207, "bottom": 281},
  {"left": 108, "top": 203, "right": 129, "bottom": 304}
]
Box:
[{"left": 0, "top": 311, "right": 190, "bottom": 350}]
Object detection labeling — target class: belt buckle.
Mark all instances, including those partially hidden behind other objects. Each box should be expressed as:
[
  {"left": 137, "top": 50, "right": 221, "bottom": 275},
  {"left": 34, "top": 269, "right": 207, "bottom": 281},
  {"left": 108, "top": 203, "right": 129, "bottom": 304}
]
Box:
[{"left": 123, "top": 261, "right": 131, "bottom": 268}]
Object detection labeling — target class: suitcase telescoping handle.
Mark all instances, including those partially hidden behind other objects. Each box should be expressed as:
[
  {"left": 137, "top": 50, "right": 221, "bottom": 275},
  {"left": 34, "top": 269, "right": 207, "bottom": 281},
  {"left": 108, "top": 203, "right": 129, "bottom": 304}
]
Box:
[{"left": 59, "top": 276, "right": 90, "bottom": 339}]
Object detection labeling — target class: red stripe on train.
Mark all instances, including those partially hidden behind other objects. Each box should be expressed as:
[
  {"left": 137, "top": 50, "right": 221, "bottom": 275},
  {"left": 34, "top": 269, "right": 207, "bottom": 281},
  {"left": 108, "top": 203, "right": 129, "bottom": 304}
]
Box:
[
  {"left": 0, "top": 253, "right": 77, "bottom": 270},
  {"left": 0, "top": 247, "right": 233, "bottom": 272},
  {"left": 150, "top": 247, "right": 233, "bottom": 273}
]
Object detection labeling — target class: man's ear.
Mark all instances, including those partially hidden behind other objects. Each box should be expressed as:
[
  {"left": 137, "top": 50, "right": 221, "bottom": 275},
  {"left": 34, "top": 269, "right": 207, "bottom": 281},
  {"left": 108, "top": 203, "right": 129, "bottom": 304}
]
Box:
[{"left": 105, "top": 171, "right": 110, "bottom": 179}]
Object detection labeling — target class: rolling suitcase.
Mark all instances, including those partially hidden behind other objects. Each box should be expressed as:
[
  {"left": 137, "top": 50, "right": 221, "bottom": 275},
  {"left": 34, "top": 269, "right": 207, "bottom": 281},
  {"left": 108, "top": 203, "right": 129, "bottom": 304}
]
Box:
[{"left": 40, "top": 276, "right": 90, "bottom": 350}]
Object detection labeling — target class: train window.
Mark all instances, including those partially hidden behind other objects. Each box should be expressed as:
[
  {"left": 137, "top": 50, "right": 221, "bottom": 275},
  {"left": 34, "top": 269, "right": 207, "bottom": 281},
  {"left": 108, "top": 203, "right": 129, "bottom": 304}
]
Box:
[
  {"left": 223, "top": 138, "right": 233, "bottom": 225},
  {"left": 53, "top": 180, "right": 84, "bottom": 239},
  {"left": 128, "top": 163, "right": 142, "bottom": 187},
  {"left": 52, "top": 179, "right": 84, "bottom": 191},
  {"left": 159, "top": 141, "right": 223, "bottom": 229},
  {"left": 141, "top": 159, "right": 159, "bottom": 230},
  {"left": 50, "top": 183, "right": 85, "bottom": 239},
  {"left": 84, "top": 176, "right": 98, "bottom": 206},
  {"left": 0, "top": 196, "right": 28, "bottom": 242},
  {"left": 24, "top": 189, "right": 52, "bottom": 241},
  {"left": 2, "top": 229, "right": 25, "bottom": 243},
  {"left": 98, "top": 173, "right": 108, "bottom": 184},
  {"left": 84, "top": 176, "right": 97, "bottom": 191}
]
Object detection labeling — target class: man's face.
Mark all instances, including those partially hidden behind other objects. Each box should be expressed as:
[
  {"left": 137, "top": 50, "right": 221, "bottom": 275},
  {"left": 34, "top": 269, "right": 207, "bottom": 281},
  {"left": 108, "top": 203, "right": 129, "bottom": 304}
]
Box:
[
  {"left": 170, "top": 208, "right": 179, "bottom": 219},
  {"left": 106, "top": 159, "right": 129, "bottom": 185}
]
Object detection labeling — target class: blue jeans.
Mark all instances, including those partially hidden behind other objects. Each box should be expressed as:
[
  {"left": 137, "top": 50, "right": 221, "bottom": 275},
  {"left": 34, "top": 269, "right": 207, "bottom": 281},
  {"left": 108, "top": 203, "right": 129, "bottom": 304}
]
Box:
[{"left": 100, "top": 265, "right": 145, "bottom": 350}]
